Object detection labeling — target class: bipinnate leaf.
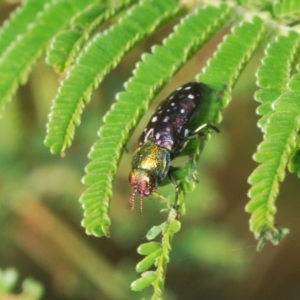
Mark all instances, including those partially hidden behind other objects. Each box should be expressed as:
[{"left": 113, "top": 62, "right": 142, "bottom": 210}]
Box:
[
  {"left": 45, "top": 0, "right": 180, "bottom": 155},
  {"left": 0, "top": 0, "right": 95, "bottom": 116},
  {"left": 246, "top": 71, "right": 300, "bottom": 249}
]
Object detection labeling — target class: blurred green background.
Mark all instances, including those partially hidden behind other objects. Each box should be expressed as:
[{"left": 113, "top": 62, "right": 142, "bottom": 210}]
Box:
[{"left": 1, "top": 2, "right": 300, "bottom": 300}]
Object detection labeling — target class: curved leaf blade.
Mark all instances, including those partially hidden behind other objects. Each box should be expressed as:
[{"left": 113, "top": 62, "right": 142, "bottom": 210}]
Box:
[
  {"left": 151, "top": 219, "right": 179, "bottom": 298},
  {"left": 137, "top": 242, "right": 161, "bottom": 255},
  {"left": 136, "top": 248, "right": 163, "bottom": 273},
  {"left": 0, "top": 0, "right": 95, "bottom": 117},
  {"left": 45, "top": 0, "right": 180, "bottom": 155},
  {"left": 255, "top": 31, "right": 300, "bottom": 130},
  {"left": 46, "top": 0, "right": 135, "bottom": 73},
  {"left": 131, "top": 272, "right": 156, "bottom": 292},
  {"left": 246, "top": 72, "right": 300, "bottom": 248}
]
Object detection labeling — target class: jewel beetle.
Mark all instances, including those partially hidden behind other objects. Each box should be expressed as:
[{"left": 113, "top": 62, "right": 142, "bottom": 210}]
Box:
[{"left": 129, "top": 82, "right": 214, "bottom": 213}]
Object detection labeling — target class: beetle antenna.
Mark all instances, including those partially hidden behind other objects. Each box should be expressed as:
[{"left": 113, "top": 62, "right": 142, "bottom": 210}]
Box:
[
  {"left": 140, "top": 195, "right": 144, "bottom": 217},
  {"left": 129, "top": 191, "right": 136, "bottom": 211}
]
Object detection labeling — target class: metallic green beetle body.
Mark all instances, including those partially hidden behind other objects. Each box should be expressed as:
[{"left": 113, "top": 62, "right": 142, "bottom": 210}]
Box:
[{"left": 129, "top": 82, "right": 206, "bottom": 212}]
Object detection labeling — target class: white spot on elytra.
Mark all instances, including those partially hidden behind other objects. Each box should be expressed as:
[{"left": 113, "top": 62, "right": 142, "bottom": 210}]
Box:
[
  {"left": 171, "top": 102, "right": 175, "bottom": 106},
  {"left": 184, "top": 86, "right": 192, "bottom": 90},
  {"left": 177, "top": 86, "right": 182, "bottom": 90},
  {"left": 151, "top": 116, "right": 158, "bottom": 123},
  {"left": 163, "top": 116, "right": 170, "bottom": 122},
  {"left": 184, "top": 129, "right": 189, "bottom": 137},
  {"left": 144, "top": 128, "right": 154, "bottom": 142},
  {"left": 166, "top": 127, "right": 171, "bottom": 132},
  {"left": 180, "top": 109, "right": 185, "bottom": 114},
  {"left": 166, "top": 109, "right": 170, "bottom": 112},
  {"left": 155, "top": 133, "right": 160, "bottom": 139},
  {"left": 188, "top": 94, "right": 195, "bottom": 99},
  {"left": 169, "top": 96, "right": 174, "bottom": 100}
]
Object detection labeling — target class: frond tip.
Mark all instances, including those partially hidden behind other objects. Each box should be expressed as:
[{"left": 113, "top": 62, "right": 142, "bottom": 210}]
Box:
[
  {"left": 256, "top": 227, "right": 290, "bottom": 251},
  {"left": 246, "top": 71, "right": 300, "bottom": 249},
  {"left": 131, "top": 217, "right": 181, "bottom": 296}
]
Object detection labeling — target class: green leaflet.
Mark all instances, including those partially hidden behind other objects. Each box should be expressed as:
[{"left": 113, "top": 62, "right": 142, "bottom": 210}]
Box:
[
  {"left": 138, "top": 242, "right": 161, "bottom": 255},
  {"left": 136, "top": 248, "right": 163, "bottom": 273},
  {"left": 150, "top": 219, "right": 179, "bottom": 299},
  {"left": 273, "top": 0, "right": 300, "bottom": 22},
  {"left": 255, "top": 31, "right": 300, "bottom": 129},
  {"left": 197, "top": 17, "right": 266, "bottom": 124},
  {"left": 0, "top": 0, "right": 96, "bottom": 117},
  {"left": 246, "top": 72, "right": 300, "bottom": 249},
  {"left": 0, "top": 0, "right": 47, "bottom": 55},
  {"left": 46, "top": 0, "right": 136, "bottom": 73},
  {"left": 131, "top": 218, "right": 180, "bottom": 297},
  {"left": 0, "top": 267, "right": 43, "bottom": 299},
  {"left": 80, "top": 4, "right": 230, "bottom": 237},
  {"left": 45, "top": 0, "right": 180, "bottom": 155},
  {"left": 130, "top": 272, "right": 156, "bottom": 292}
]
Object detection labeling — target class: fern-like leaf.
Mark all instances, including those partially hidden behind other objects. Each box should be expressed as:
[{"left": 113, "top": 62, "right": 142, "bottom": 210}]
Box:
[
  {"left": 197, "top": 17, "right": 266, "bottom": 124},
  {"left": 45, "top": 0, "right": 180, "bottom": 155},
  {"left": 246, "top": 71, "right": 300, "bottom": 249},
  {"left": 46, "top": 0, "right": 135, "bottom": 74},
  {"left": 246, "top": 31, "right": 300, "bottom": 249},
  {"left": 80, "top": 4, "right": 230, "bottom": 237},
  {"left": 131, "top": 215, "right": 181, "bottom": 298},
  {"left": 0, "top": 0, "right": 96, "bottom": 117},
  {"left": 151, "top": 219, "right": 180, "bottom": 299},
  {"left": 255, "top": 31, "right": 300, "bottom": 130}
]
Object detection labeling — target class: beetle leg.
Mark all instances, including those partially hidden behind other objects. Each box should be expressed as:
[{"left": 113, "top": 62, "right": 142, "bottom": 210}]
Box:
[
  {"left": 188, "top": 123, "right": 219, "bottom": 140},
  {"left": 152, "top": 191, "right": 169, "bottom": 203}
]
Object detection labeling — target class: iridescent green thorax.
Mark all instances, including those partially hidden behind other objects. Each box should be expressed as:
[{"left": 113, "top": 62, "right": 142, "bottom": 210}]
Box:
[
  {"left": 131, "top": 140, "right": 171, "bottom": 182},
  {"left": 129, "top": 140, "right": 171, "bottom": 211}
]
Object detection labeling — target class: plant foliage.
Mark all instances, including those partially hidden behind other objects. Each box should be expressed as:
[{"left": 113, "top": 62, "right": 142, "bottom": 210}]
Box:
[
  {"left": 0, "top": 268, "right": 43, "bottom": 300},
  {"left": 246, "top": 31, "right": 300, "bottom": 250},
  {"left": 1, "top": 0, "right": 300, "bottom": 298},
  {"left": 0, "top": 0, "right": 96, "bottom": 116}
]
